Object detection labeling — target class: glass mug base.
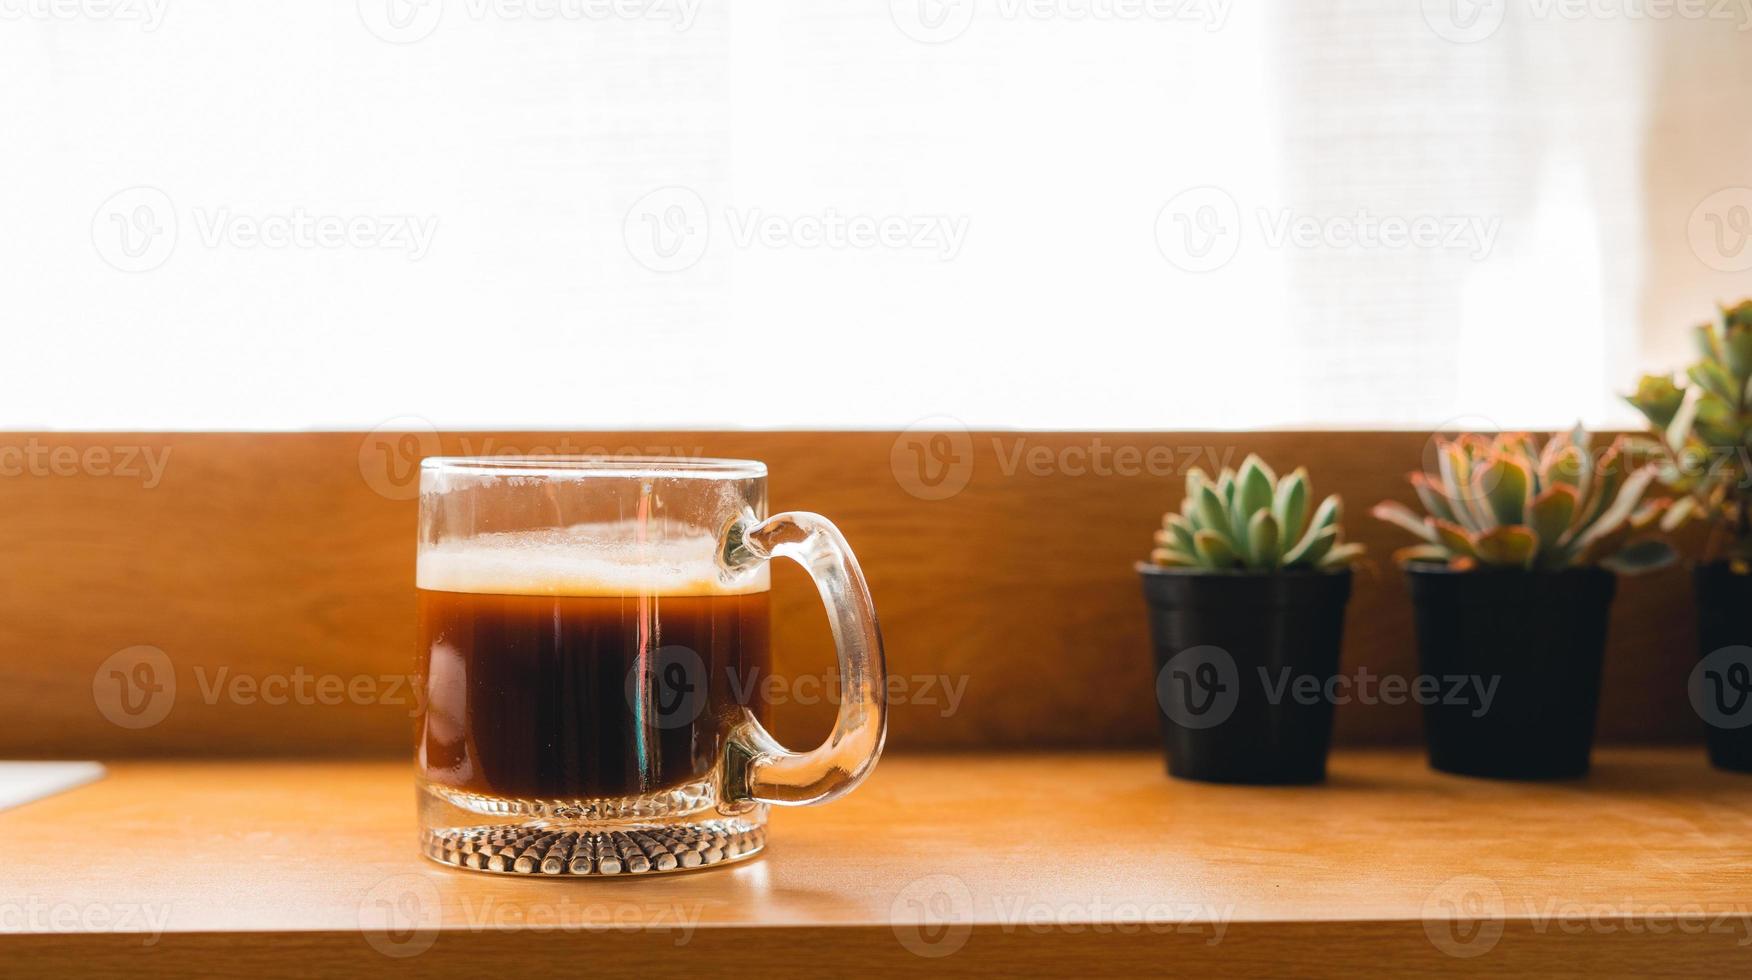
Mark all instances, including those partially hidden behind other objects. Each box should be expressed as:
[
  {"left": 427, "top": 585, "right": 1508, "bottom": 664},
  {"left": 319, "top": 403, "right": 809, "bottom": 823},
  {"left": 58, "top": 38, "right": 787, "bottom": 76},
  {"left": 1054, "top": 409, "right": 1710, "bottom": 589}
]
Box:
[{"left": 418, "top": 778, "right": 768, "bottom": 876}]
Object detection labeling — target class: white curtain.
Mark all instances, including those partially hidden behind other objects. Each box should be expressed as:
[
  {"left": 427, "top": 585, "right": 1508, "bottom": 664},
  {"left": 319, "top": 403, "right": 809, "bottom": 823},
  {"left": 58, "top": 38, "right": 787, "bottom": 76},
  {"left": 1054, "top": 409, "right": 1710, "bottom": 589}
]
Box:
[{"left": 3, "top": 1, "right": 1749, "bottom": 429}]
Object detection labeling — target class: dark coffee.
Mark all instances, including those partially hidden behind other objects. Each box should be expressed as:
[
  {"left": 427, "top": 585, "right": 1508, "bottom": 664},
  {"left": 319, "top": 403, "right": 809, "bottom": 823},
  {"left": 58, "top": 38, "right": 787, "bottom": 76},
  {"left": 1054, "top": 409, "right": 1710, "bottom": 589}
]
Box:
[{"left": 417, "top": 588, "right": 770, "bottom": 801}]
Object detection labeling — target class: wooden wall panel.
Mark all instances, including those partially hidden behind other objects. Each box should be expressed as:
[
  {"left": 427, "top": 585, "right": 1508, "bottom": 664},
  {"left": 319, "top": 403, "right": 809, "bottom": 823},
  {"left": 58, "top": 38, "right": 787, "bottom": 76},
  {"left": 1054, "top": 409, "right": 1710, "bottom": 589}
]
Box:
[{"left": 0, "top": 431, "right": 1706, "bottom": 758}]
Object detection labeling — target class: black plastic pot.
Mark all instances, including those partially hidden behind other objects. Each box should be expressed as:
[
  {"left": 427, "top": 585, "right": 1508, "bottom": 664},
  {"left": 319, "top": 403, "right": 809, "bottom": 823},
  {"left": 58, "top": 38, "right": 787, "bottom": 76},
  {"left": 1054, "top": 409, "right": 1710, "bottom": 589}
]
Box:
[
  {"left": 1406, "top": 565, "right": 1616, "bottom": 780},
  {"left": 1138, "top": 566, "right": 1352, "bottom": 784},
  {"left": 1693, "top": 563, "right": 1752, "bottom": 772}
]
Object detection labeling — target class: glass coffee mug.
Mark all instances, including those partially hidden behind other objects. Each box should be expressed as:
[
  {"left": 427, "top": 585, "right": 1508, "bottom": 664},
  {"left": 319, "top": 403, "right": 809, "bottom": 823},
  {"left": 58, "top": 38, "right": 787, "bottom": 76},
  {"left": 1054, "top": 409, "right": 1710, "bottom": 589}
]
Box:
[{"left": 414, "top": 457, "right": 886, "bottom": 875}]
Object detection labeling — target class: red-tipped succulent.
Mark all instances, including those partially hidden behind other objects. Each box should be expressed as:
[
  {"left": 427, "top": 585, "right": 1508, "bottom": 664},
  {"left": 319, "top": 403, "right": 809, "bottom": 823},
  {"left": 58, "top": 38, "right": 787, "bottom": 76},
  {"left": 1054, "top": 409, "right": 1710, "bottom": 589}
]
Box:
[{"left": 1372, "top": 428, "right": 1674, "bottom": 573}]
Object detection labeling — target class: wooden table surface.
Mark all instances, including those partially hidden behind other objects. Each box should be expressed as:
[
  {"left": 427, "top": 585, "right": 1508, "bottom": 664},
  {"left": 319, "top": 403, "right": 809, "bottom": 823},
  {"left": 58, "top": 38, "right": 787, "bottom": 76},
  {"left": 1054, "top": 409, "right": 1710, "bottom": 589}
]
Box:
[{"left": 4, "top": 749, "right": 1752, "bottom": 976}]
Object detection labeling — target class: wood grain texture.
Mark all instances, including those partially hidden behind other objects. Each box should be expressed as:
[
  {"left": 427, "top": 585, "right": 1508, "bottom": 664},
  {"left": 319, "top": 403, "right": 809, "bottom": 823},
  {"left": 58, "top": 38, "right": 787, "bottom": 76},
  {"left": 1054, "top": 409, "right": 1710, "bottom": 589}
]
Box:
[
  {"left": 2, "top": 926, "right": 1740, "bottom": 979},
  {"left": 3, "top": 750, "right": 1750, "bottom": 975},
  {"left": 0, "top": 430, "right": 1707, "bottom": 758}
]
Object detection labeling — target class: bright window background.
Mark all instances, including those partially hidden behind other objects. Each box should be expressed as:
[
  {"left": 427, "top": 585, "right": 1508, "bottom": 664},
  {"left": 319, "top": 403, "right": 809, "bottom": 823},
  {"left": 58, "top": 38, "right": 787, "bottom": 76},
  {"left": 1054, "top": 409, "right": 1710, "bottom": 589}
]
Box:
[{"left": 4, "top": 1, "right": 1751, "bottom": 430}]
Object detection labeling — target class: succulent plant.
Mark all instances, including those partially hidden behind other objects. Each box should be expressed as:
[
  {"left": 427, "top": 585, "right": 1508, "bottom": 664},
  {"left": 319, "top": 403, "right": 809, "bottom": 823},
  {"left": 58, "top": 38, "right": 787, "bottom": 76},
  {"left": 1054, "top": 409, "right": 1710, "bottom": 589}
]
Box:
[
  {"left": 1150, "top": 454, "right": 1363, "bottom": 571},
  {"left": 1372, "top": 428, "right": 1674, "bottom": 573},
  {"left": 1625, "top": 299, "right": 1752, "bottom": 564}
]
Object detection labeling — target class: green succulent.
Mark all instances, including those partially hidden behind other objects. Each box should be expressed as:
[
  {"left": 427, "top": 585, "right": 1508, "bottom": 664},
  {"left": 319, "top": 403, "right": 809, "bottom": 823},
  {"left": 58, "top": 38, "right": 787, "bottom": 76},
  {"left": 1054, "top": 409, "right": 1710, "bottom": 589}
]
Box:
[
  {"left": 1150, "top": 455, "right": 1362, "bottom": 571},
  {"left": 1372, "top": 428, "right": 1674, "bottom": 573},
  {"left": 1625, "top": 299, "right": 1752, "bottom": 563}
]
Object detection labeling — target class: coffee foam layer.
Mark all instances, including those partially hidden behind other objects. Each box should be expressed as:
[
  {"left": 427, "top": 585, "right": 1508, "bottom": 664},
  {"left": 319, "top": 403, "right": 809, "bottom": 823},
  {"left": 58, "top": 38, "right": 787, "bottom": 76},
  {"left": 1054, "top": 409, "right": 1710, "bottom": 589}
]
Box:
[{"left": 417, "top": 526, "right": 769, "bottom": 597}]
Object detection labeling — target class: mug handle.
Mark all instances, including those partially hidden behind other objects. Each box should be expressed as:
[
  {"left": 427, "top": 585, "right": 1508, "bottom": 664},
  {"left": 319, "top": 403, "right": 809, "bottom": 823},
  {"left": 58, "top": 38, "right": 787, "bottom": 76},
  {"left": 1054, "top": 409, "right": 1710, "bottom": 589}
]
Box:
[{"left": 720, "top": 511, "right": 887, "bottom": 808}]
